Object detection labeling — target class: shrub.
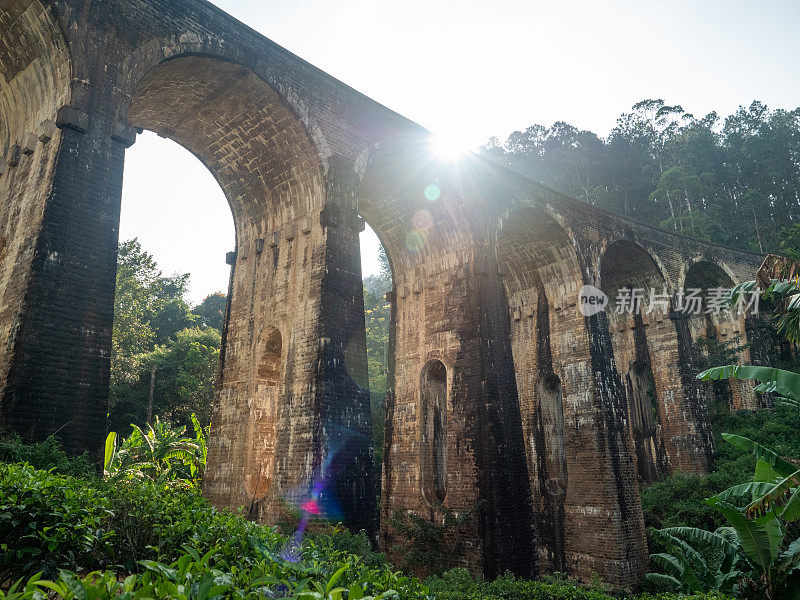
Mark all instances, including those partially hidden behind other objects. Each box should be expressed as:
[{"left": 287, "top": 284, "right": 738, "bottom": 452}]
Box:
[
  {"left": 426, "top": 568, "right": 733, "bottom": 600},
  {"left": 0, "top": 435, "right": 93, "bottom": 477},
  {"left": 0, "top": 462, "right": 428, "bottom": 598}
]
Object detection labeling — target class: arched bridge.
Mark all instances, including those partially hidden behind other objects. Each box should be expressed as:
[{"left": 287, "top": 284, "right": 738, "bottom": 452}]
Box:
[{"left": 0, "top": 0, "right": 765, "bottom": 586}]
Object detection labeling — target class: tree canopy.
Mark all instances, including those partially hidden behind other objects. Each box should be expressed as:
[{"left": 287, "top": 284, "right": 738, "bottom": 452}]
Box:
[
  {"left": 482, "top": 100, "right": 800, "bottom": 255},
  {"left": 110, "top": 239, "right": 226, "bottom": 434}
]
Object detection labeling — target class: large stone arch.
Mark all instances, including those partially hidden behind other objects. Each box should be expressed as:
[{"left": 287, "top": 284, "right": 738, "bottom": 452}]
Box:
[
  {"left": 365, "top": 146, "right": 536, "bottom": 578},
  {"left": 600, "top": 240, "right": 711, "bottom": 477},
  {"left": 124, "top": 53, "right": 332, "bottom": 522},
  {"left": 0, "top": 0, "right": 769, "bottom": 588},
  {"left": 497, "top": 206, "right": 579, "bottom": 575}
]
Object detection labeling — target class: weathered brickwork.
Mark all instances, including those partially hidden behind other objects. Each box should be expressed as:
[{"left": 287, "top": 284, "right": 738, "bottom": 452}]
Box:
[{"left": 0, "top": 0, "right": 767, "bottom": 588}]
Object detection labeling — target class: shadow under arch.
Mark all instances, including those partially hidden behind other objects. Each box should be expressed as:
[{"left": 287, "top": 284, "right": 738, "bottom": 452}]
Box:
[
  {"left": 497, "top": 206, "right": 580, "bottom": 576},
  {"left": 599, "top": 240, "right": 670, "bottom": 483}
]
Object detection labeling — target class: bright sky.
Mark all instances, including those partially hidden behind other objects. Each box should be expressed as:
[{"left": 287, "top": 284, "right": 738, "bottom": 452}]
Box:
[{"left": 120, "top": 0, "right": 800, "bottom": 304}]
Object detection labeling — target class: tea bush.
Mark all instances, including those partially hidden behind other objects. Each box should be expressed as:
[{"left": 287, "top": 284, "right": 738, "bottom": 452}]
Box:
[
  {"left": 0, "top": 462, "right": 427, "bottom": 598},
  {"left": 0, "top": 435, "right": 93, "bottom": 478},
  {"left": 0, "top": 462, "right": 733, "bottom": 599}
]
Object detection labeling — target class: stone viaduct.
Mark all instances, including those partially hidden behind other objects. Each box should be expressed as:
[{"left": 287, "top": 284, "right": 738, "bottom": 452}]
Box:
[{"left": 0, "top": 0, "right": 766, "bottom": 587}]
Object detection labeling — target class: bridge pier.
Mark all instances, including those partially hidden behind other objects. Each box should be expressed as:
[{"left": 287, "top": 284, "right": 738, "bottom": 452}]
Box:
[{"left": 1, "top": 104, "right": 134, "bottom": 462}]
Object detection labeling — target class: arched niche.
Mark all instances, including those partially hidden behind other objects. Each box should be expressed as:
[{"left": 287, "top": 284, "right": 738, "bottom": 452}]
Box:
[
  {"left": 599, "top": 240, "right": 668, "bottom": 482},
  {"left": 537, "top": 373, "right": 566, "bottom": 498},
  {"left": 244, "top": 327, "right": 283, "bottom": 515},
  {"left": 420, "top": 359, "right": 448, "bottom": 505}
]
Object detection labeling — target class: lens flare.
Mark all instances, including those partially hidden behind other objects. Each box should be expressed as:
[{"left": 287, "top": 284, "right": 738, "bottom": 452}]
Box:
[
  {"left": 424, "top": 184, "right": 441, "bottom": 202},
  {"left": 278, "top": 424, "right": 369, "bottom": 563},
  {"left": 405, "top": 230, "right": 426, "bottom": 253},
  {"left": 413, "top": 209, "right": 433, "bottom": 231}
]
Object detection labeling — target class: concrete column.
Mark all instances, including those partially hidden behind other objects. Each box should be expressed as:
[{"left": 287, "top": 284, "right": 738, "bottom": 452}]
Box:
[{"left": 1, "top": 105, "right": 135, "bottom": 462}]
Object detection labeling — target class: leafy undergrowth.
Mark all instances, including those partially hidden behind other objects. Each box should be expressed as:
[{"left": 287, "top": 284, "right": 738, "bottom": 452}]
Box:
[
  {"left": 640, "top": 404, "right": 800, "bottom": 532},
  {"left": 425, "top": 569, "right": 732, "bottom": 599},
  {"left": 0, "top": 461, "right": 726, "bottom": 599}
]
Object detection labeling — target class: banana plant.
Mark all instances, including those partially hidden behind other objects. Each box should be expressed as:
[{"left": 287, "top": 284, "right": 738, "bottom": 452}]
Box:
[
  {"left": 644, "top": 527, "right": 743, "bottom": 593},
  {"left": 648, "top": 434, "right": 800, "bottom": 598},
  {"left": 698, "top": 364, "right": 800, "bottom": 409},
  {"left": 714, "top": 434, "right": 800, "bottom": 526},
  {"left": 103, "top": 417, "right": 204, "bottom": 486}
]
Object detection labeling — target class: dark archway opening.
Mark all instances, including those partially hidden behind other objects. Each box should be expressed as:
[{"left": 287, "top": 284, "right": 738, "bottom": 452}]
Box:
[
  {"left": 599, "top": 241, "right": 668, "bottom": 483},
  {"left": 684, "top": 261, "right": 740, "bottom": 410}
]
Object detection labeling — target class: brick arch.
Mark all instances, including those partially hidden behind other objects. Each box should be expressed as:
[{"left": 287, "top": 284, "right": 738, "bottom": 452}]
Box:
[
  {"left": 683, "top": 260, "right": 754, "bottom": 411},
  {"left": 496, "top": 207, "right": 584, "bottom": 576},
  {"left": 126, "top": 55, "right": 325, "bottom": 238},
  {"left": 599, "top": 240, "right": 667, "bottom": 311},
  {"left": 357, "top": 141, "right": 476, "bottom": 280},
  {"left": 682, "top": 259, "right": 737, "bottom": 292},
  {"left": 600, "top": 239, "right": 712, "bottom": 478},
  {"left": 122, "top": 37, "right": 334, "bottom": 147},
  {"left": 497, "top": 206, "right": 582, "bottom": 300}
]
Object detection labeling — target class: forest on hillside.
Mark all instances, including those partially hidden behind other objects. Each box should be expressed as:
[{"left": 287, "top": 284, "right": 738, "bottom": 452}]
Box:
[{"left": 481, "top": 99, "right": 800, "bottom": 256}]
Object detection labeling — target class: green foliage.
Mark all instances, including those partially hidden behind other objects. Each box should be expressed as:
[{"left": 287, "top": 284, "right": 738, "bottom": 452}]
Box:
[
  {"left": 0, "top": 435, "right": 93, "bottom": 477},
  {"left": 388, "top": 505, "right": 477, "bottom": 576},
  {"left": 363, "top": 246, "right": 392, "bottom": 472},
  {"left": 0, "top": 463, "right": 428, "bottom": 598},
  {"left": 192, "top": 292, "right": 227, "bottom": 332},
  {"left": 645, "top": 527, "right": 742, "bottom": 594},
  {"left": 111, "top": 240, "right": 223, "bottom": 435},
  {"left": 647, "top": 435, "right": 800, "bottom": 599},
  {"left": 482, "top": 100, "right": 800, "bottom": 256},
  {"left": 694, "top": 336, "right": 749, "bottom": 373},
  {"left": 113, "top": 239, "right": 194, "bottom": 384},
  {"left": 105, "top": 417, "right": 206, "bottom": 488},
  {"left": 426, "top": 568, "right": 731, "bottom": 600},
  {"left": 641, "top": 406, "right": 800, "bottom": 532}
]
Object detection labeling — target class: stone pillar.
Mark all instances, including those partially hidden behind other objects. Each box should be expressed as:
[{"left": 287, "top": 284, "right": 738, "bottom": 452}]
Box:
[
  {"left": 670, "top": 309, "right": 714, "bottom": 467},
  {"left": 381, "top": 248, "right": 534, "bottom": 579},
  {"left": 315, "top": 155, "right": 377, "bottom": 536},
  {"left": 1, "top": 105, "right": 135, "bottom": 462}
]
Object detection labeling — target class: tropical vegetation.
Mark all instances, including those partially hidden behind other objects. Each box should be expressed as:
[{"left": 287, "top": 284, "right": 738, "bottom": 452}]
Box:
[{"left": 482, "top": 100, "right": 800, "bottom": 258}]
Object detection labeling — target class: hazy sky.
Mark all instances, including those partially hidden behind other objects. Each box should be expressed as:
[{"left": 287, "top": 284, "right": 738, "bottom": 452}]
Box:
[{"left": 120, "top": 0, "right": 800, "bottom": 303}]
